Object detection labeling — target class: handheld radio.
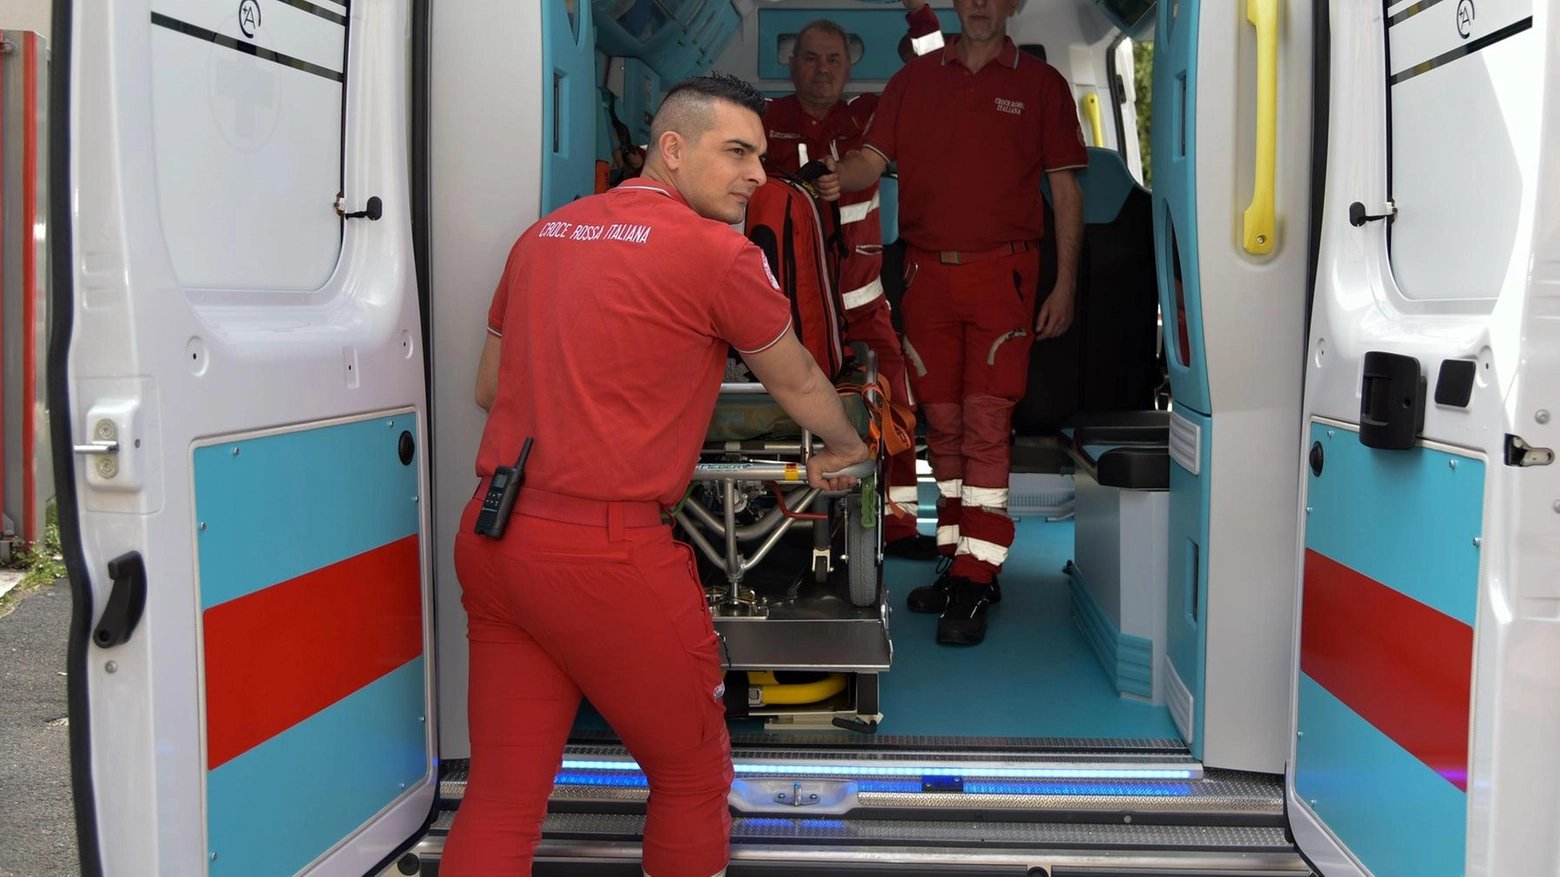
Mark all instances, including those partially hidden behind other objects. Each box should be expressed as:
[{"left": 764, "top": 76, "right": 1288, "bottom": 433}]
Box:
[{"left": 474, "top": 437, "right": 534, "bottom": 539}]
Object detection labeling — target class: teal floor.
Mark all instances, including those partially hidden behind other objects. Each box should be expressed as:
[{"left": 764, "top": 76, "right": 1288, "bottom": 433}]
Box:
[
  {"left": 574, "top": 514, "right": 1180, "bottom": 742},
  {"left": 877, "top": 515, "right": 1179, "bottom": 739}
]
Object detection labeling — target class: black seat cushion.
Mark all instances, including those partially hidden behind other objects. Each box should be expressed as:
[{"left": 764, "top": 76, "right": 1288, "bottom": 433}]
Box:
[{"left": 1095, "top": 446, "right": 1170, "bottom": 490}]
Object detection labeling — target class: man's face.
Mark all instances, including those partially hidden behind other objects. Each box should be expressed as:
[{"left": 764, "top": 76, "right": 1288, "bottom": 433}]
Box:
[
  {"left": 953, "top": 0, "right": 1019, "bottom": 43},
  {"left": 789, "top": 28, "right": 850, "bottom": 107},
  {"left": 674, "top": 101, "right": 767, "bottom": 225}
]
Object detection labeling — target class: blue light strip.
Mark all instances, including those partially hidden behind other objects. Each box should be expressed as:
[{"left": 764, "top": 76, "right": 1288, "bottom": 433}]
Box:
[
  {"left": 962, "top": 781, "right": 1196, "bottom": 797},
  {"left": 559, "top": 759, "right": 1196, "bottom": 780},
  {"left": 856, "top": 779, "right": 925, "bottom": 793},
  {"left": 553, "top": 771, "right": 649, "bottom": 788}
]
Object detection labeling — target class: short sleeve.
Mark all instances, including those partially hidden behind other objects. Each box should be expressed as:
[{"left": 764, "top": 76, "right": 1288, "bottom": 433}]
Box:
[
  {"left": 863, "top": 68, "right": 908, "bottom": 164},
  {"left": 1040, "top": 65, "right": 1089, "bottom": 172},
  {"left": 711, "top": 243, "right": 794, "bottom": 354},
  {"left": 486, "top": 235, "right": 529, "bottom": 337}
]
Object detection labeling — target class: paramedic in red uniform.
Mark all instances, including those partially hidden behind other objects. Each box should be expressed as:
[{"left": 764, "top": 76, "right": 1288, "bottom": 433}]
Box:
[
  {"left": 763, "top": 0, "right": 943, "bottom": 559},
  {"left": 446, "top": 73, "right": 870, "bottom": 877},
  {"left": 826, "top": 0, "right": 1087, "bottom": 646}
]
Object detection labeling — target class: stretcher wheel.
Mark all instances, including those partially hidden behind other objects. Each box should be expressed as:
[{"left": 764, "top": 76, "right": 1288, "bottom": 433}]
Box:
[{"left": 845, "top": 495, "right": 879, "bottom": 607}]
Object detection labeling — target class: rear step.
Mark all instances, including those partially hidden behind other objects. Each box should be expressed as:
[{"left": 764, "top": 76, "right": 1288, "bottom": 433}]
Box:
[
  {"left": 395, "top": 810, "right": 1306, "bottom": 875},
  {"left": 440, "top": 747, "right": 1278, "bottom": 825},
  {"left": 400, "top": 745, "right": 1303, "bottom": 875}
]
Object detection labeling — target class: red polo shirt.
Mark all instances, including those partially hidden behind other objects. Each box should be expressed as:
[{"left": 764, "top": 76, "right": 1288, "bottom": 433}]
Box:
[
  {"left": 479, "top": 181, "right": 793, "bottom": 507},
  {"left": 863, "top": 36, "right": 1088, "bottom": 253}
]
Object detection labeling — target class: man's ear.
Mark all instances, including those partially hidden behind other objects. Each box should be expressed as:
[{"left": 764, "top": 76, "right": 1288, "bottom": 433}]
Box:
[{"left": 658, "top": 130, "right": 684, "bottom": 170}]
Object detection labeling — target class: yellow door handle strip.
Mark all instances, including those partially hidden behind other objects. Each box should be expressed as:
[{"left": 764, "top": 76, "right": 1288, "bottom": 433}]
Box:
[
  {"left": 1243, "top": 0, "right": 1278, "bottom": 255},
  {"left": 1082, "top": 92, "right": 1105, "bottom": 147}
]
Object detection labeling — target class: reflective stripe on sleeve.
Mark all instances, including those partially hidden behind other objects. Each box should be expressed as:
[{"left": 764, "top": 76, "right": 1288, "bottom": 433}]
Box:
[{"left": 911, "top": 31, "right": 945, "bottom": 55}]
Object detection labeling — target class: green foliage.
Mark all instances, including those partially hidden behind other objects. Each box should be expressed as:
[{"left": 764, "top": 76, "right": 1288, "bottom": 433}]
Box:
[
  {"left": 1133, "top": 40, "right": 1153, "bottom": 188},
  {"left": 12, "top": 501, "right": 65, "bottom": 589}
]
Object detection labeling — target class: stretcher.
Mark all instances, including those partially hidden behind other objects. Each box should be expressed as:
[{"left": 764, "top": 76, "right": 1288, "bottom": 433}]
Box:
[{"left": 672, "top": 347, "right": 896, "bottom": 730}]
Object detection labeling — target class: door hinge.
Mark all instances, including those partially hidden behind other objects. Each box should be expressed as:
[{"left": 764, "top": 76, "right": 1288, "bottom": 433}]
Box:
[{"left": 1504, "top": 435, "right": 1554, "bottom": 467}]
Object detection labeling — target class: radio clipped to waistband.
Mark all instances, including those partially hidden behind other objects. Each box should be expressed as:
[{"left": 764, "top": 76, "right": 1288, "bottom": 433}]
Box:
[{"left": 474, "top": 437, "right": 534, "bottom": 540}]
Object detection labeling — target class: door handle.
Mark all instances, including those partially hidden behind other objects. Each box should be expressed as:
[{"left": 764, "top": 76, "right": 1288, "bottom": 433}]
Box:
[
  {"left": 94, "top": 552, "right": 147, "bottom": 648},
  {"left": 1242, "top": 0, "right": 1279, "bottom": 255},
  {"left": 1081, "top": 92, "right": 1104, "bottom": 147}
]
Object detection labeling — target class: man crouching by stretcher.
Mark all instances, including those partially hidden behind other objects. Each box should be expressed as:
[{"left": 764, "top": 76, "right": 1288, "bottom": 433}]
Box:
[{"left": 444, "top": 73, "right": 870, "bottom": 877}]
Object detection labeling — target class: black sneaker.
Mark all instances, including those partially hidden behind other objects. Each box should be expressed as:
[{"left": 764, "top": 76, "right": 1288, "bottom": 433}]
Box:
[
  {"left": 937, "top": 577, "right": 995, "bottom": 646},
  {"left": 883, "top": 533, "right": 940, "bottom": 561}
]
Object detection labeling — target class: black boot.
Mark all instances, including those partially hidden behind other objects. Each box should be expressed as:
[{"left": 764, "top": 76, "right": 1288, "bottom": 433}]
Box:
[
  {"left": 936, "top": 577, "right": 997, "bottom": 646},
  {"left": 906, "top": 573, "right": 953, "bottom": 613},
  {"left": 883, "top": 533, "right": 940, "bottom": 561},
  {"left": 907, "top": 561, "right": 1001, "bottom": 614}
]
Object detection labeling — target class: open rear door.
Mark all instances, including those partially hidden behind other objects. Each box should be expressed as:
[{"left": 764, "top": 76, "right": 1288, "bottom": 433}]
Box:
[
  {"left": 49, "top": 0, "right": 436, "bottom": 874},
  {"left": 1288, "top": 2, "right": 1558, "bottom": 875}
]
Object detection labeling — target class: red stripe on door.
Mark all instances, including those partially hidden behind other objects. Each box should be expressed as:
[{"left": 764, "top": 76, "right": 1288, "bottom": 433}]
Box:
[
  {"left": 1301, "top": 549, "right": 1473, "bottom": 791},
  {"left": 203, "top": 535, "right": 423, "bottom": 770}
]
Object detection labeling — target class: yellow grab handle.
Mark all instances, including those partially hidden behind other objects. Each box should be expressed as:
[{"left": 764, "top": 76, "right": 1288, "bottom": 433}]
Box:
[
  {"left": 1081, "top": 93, "right": 1104, "bottom": 147},
  {"left": 1242, "top": 0, "right": 1278, "bottom": 255}
]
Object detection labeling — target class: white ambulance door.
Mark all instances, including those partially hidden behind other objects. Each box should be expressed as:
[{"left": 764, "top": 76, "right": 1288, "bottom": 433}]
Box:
[
  {"left": 1287, "top": 2, "right": 1558, "bottom": 875},
  {"left": 49, "top": 0, "right": 436, "bottom": 874}
]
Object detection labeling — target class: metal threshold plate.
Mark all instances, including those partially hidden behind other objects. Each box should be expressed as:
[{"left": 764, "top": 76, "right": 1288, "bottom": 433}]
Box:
[{"left": 407, "top": 811, "right": 1309, "bottom": 875}]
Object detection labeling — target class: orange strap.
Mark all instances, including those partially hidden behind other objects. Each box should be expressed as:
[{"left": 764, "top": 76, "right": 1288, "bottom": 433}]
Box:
[{"left": 837, "top": 371, "right": 917, "bottom": 520}]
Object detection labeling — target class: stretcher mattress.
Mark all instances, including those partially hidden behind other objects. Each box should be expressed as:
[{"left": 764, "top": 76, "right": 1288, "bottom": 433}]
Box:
[{"left": 706, "top": 392, "right": 873, "bottom": 443}]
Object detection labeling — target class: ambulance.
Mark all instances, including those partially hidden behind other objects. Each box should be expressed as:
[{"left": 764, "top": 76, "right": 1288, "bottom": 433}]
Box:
[{"left": 47, "top": 0, "right": 1558, "bottom": 874}]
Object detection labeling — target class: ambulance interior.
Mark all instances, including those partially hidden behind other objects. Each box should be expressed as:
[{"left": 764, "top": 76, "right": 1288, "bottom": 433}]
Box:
[
  {"left": 426, "top": 0, "right": 1315, "bottom": 864},
  {"left": 54, "top": 0, "right": 1556, "bottom": 869}
]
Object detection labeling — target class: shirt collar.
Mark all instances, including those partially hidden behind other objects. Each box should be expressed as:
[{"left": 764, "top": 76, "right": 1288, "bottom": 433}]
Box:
[
  {"left": 941, "top": 34, "right": 1022, "bottom": 70},
  {"left": 615, "top": 179, "right": 686, "bottom": 206}
]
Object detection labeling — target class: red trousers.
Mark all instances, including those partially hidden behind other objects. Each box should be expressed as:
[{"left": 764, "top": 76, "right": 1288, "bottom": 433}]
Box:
[
  {"left": 900, "top": 248, "right": 1040, "bottom": 582},
  {"left": 844, "top": 296, "right": 920, "bottom": 541},
  {"left": 444, "top": 488, "right": 733, "bottom": 877}
]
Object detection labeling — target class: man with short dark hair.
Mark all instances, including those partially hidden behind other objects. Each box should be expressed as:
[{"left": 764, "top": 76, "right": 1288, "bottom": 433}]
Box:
[
  {"left": 828, "top": 0, "right": 1087, "bottom": 647},
  {"left": 448, "top": 72, "right": 870, "bottom": 877},
  {"left": 763, "top": 0, "right": 942, "bottom": 560}
]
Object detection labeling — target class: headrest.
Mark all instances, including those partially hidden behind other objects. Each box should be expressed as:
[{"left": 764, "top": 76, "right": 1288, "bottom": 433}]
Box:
[{"left": 1041, "top": 147, "right": 1147, "bottom": 225}]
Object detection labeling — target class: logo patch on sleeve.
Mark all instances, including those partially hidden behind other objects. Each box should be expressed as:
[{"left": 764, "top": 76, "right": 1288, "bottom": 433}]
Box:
[{"left": 758, "top": 252, "right": 780, "bottom": 290}]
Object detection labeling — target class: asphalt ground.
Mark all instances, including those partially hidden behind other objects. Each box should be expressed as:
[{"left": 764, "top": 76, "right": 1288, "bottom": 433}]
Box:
[{"left": 0, "top": 580, "right": 79, "bottom": 876}]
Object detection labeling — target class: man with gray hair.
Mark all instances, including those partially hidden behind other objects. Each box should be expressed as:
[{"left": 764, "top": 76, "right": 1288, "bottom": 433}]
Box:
[
  {"left": 447, "top": 72, "right": 869, "bottom": 877},
  {"left": 764, "top": 0, "right": 943, "bottom": 561}
]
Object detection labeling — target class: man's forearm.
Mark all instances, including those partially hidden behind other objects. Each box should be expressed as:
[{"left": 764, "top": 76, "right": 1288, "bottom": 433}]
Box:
[
  {"left": 835, "top": 150, "right": 886, "bottom": 193},
  {"left": 768, "top": 367, "right": 864, "bottom": 451},
  {"left": 745, "top": 337, "right": 868, "bottom": 452},
  {"left": 1050, "top": 177, "right": 1084, "bottom": 292}
]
